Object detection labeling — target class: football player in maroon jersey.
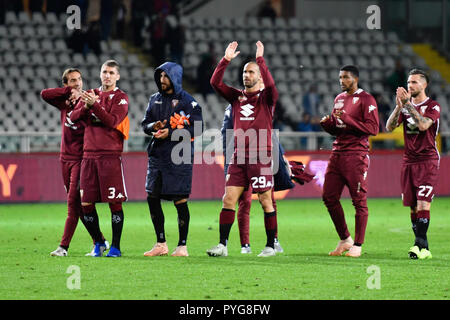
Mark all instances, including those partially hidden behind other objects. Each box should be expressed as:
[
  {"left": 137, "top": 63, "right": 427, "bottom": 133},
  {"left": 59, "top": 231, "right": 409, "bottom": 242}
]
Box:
[
  {"left": 207, "top": 41, "right": 280, "bottom": 257},
  {"left": 320, "top": 65, "right": 379, "bottom": 258},
  {"left": 71, "top": 60, "right": 130, "bottom": 257},
  {"left": 41, "top": 68, "right": 108, "bottom": 256},
  {"left": 386, "top": 69, "right": 440, "bottom": 260}
]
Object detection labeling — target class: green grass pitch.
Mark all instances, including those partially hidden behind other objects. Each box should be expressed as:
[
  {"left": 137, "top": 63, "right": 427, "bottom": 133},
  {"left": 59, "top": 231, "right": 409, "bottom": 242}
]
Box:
[{"left": 1, "top": 197, "right": 450, "bottom": 300}]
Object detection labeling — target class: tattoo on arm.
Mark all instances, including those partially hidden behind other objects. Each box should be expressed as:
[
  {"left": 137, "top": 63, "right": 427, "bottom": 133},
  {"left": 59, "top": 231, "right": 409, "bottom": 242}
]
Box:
[
  {"left": 404, "top": 102, "right": 432, "bottom": 129},
  {"left": 386, "top": 107, "right": 402, "bottom": 132}
]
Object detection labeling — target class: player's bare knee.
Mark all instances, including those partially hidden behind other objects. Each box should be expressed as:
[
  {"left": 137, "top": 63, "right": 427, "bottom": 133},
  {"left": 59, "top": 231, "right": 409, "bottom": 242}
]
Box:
[
  {"left": 261, "top": 202, "right": 273, "bottom": 212},
  {"left": 417, "top": 200, "right": 431, "bottom": 211},
  {"left": 258, "top": 192, "right": 273, "bottom": 212},
  {"left": 222, "top": 193, "right": 237, "bottom": 209}
]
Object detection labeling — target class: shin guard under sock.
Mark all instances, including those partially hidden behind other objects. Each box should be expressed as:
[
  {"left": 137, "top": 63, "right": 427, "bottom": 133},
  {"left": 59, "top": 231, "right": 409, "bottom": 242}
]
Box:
[
  {"left": 415, "top": 210, "right": 430, "bottom": 250},
  {"left": 81, "top": 205, "right": 103, "bottom": 243},
  {"left": 147, "top": 196, "right": 166, "bottom": 243},
  {"left": 110, "top": 209, "right": 124, "bottom": 250},
  {"left": 219, "top": 208, "right": 235, "bottom": 246},
  {"left": 175, "top": 202, "right": 190, "bottom": 246},
  {"left": 264, "top": 211, "right": 277, "bottom": 249}
]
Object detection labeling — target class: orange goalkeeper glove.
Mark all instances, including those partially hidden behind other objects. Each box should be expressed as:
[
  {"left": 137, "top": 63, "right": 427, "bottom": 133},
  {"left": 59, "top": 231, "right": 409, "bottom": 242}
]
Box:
[{"left": 170, "top": 111, "right": 191, "bottom": 129}]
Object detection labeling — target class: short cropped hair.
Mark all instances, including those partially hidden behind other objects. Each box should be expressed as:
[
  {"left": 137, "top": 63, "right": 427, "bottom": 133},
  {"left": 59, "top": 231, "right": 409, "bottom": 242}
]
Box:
[
  {"left": 340, "top": 65, "right": 359, "bottom": 78},
  {"left": 102, "top": 59, "right": 120, "bottom": 73},
  {"left": 62, "top": 68, "right": 82, "bottom": 85},
  {"left": 408, "top": 68, "right": 429, "bottom": 84}
]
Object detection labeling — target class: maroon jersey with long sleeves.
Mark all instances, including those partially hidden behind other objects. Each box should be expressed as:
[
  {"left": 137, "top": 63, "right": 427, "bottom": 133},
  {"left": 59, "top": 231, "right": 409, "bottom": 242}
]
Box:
[
  {"left": 320, "top": 88, "right": 379, "bottom": 153},
  {"left": 398, "top": 97, "right": 440, "bottom": 164},
  {"left": 40, "top": 86, "right": 84, "bottom": 161},
  {"left": 210, "top": 57, "right": 278, "bottom": 158},
  {"left": 70, "top": 87, "right": 129, "bottom": 156}
]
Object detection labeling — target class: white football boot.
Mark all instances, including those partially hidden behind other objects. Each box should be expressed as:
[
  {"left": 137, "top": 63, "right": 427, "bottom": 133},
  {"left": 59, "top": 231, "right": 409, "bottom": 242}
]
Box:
[
  {"left": 257, "top": 246, "right": 276, "bottom": 257},
  {"left": 240, "top": 244, "right": 252, "bottom": 254},
  {"left": 50, "top": 246, "right": 67, "bottom": 256},
  {"left": 274, "top": 239, "right": 284, "bottom": 253},
  {"left": 206, "top": 243, "right": 228, "bottom": 257}
]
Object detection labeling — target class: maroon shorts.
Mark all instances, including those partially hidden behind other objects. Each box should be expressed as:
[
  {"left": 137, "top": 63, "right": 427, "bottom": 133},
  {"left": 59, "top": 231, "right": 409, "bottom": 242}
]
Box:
[
  {"left": 80, "top": 155, "right": 128, "bottom": 203},
  {"left": 323, "top": 153, "right": 370, "bottom": 201},
  {"left": 401, "top": 160, "right": 439, "bottom": 206},
  {"left": 226, "top": 161, "right": 273, "bottom": 193}
]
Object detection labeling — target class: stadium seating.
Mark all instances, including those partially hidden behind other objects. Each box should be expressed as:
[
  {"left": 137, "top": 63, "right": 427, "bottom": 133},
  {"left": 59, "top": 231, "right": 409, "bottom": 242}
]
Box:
[
  {"left": 0, "top": 11, "right": 449, "bottom": 147},
  {"left": 181, "top": 15, "right": 450, "bottom": 130},
  {"left": 0, "top": 10, "right": 154, "bottom": 141}
]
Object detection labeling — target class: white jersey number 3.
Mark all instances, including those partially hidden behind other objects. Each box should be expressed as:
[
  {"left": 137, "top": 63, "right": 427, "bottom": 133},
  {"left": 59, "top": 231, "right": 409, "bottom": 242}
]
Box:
[{"left": 108, "top": 187, "right": 116, "bottom": 199}]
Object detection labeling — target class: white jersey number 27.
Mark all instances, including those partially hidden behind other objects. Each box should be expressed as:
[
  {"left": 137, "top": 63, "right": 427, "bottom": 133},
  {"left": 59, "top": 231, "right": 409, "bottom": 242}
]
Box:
[{"left": 418, "top": 185, "right": 433, "bottom": 197}]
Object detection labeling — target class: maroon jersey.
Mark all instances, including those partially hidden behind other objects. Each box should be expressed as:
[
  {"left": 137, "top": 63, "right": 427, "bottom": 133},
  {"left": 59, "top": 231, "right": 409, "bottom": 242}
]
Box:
[
  {"left": 320, "top": 88, "right": 379, "bottom": 153},
  {"left": 70, "top": 87, "right": 129, "bottom": 156},
  {"left": 40, "top": 86, "right": 84, "bottom": 161},
  {"left": 398, "top": 97, "right": 440, "bottom": 164},
  {"left": 210, "top": 57, "right": 278, "bottom": 158}
]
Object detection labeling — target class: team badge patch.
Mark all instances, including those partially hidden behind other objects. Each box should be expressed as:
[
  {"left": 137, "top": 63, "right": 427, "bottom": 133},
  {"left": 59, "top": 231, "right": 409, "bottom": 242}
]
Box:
[
  {"left": 238, "top": 96, "right": 247, "bottom": 102},
  {"left": 420, "top": 105, "right": 428, "bottom": 114},
  {"left": 353, "top": 97, "right": 359, "bottom": 104}
]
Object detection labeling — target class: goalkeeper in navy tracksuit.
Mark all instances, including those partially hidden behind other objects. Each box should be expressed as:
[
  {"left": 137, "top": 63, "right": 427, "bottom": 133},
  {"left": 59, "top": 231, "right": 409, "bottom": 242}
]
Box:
[
  {"left": 221, "top": 104, "right": 313, "bottom": 254},
  {"left": 141, "top": 62, "right": 203, "bottom": 257}
]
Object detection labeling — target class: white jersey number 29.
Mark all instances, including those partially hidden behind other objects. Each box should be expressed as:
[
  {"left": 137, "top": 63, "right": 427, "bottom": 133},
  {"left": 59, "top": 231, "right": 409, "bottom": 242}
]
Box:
[{"left": 251, "top": 176, "right": 271, "bottom": 189}]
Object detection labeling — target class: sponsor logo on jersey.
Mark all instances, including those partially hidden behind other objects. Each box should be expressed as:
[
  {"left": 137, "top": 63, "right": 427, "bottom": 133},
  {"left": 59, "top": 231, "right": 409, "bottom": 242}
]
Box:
[
  {"left": 91, "top": 112, "right": 101, "bottom": 123},
  {"left": 334, "top": 99, "right": 344, "bottom": 109},
  {"left": 172, "top": 99, "right": 179, "bottom": 108},
  {"left": 65, "top": 111, "right": 78, "bottom": 130},
  {"left": 239, "top": 104, "right": 255, "bottom": 120},
  {"left": 432, "top": 105, "right": 440, "bottom": 113},
  {"left": 336, "top": 118, "right": 346, "bottom": 128},
  {"left": 118, "top": 99, "right": 128, "bottom": 105},
  {"left": 406, "top": 117, "right": 419, "bottom": 134},
  {"left": 368, "top": 105, "right": 376, "bottom": 113}
]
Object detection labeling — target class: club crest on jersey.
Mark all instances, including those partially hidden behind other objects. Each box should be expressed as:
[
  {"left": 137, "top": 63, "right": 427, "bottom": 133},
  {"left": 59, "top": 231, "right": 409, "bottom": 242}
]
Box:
[
  {"left": 238, "top": 95, "right": 247, "bottom": 102},
  {"left": 172, "top": 99, "right": 179, "bottom": 108},
  {"left": 353, "top": 97, "right": 359, "bottom": 104},
  {"left": 240, "top": 104, "right": 255, "bottom": 120},
  {"left": 420, "top": 105, "right": 427, "bottom": 114},
  {"left": 334, "top": 99, "right": 344, "bottom": 109},
  {"left": 109, "top": 94, "right": 115, "bottom": 100}
]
